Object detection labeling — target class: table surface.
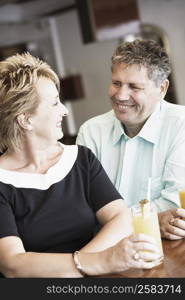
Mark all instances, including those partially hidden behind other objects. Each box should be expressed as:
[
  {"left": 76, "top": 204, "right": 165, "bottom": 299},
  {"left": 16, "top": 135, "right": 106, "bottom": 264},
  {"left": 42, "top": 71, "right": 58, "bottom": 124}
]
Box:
[{"left": 101, "top": 239, "right": 185, "bottom": 278}]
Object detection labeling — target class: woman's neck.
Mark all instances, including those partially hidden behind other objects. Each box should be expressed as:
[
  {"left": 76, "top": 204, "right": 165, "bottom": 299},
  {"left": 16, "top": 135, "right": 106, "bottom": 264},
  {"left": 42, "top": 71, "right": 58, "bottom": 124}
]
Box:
[{"left": 0, "top": 141, "right": 63, "bottom": 174}]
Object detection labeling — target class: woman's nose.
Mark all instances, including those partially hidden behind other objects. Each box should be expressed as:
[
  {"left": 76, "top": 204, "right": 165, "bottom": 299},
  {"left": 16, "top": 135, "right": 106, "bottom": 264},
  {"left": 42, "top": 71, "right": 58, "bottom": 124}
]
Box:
[{"left": 61, "top": 103, "right": 69, "bottom": 116}]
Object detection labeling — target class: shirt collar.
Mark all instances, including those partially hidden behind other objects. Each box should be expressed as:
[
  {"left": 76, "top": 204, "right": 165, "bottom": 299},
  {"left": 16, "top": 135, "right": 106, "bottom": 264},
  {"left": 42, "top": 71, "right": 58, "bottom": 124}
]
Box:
[
  {"left": 113, "top": 115, "right": 125, "bottom": 144},
  {"left": 138, "top": 101, "right": 163, "bottom": 144},
  {"left": 113, "top": 100, "right": 164, "bottom": 145}
]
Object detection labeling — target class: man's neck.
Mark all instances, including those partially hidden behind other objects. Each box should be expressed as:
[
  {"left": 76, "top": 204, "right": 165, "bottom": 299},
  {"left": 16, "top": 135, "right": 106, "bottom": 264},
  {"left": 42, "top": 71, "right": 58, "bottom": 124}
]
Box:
[
  {"left": 124, "top": 127, "right": 141, "bottom": 138},
  {"left": 123, "top": 122, "right": 145, "bottom": 138}
]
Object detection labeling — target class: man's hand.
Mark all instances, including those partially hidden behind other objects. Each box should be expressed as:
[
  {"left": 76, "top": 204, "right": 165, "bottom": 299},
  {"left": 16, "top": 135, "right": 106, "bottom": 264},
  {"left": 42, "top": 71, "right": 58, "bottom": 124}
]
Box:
[{"left": 158, "top": 209, "right": 185, "bottom": 240}]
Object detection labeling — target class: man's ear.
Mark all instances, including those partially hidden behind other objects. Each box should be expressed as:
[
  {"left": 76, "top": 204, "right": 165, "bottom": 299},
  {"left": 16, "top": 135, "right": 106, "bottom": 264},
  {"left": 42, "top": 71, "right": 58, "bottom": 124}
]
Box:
[
  {"left": 17, "top": 113, "right": 33, "bottom": 131},
  {"left": 160, "top": 79, "right": 169, "bottom": 98}
]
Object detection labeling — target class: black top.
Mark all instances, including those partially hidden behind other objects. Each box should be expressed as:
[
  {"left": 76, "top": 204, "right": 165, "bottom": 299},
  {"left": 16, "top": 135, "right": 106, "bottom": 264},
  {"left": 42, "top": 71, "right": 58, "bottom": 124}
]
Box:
[{"left": 0, "top": 144, "right": 122, "bottom": 253}]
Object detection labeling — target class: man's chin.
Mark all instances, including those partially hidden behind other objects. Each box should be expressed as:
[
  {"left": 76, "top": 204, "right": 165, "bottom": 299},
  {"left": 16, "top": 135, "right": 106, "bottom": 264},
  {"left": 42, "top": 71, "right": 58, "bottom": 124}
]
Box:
[{"left": 113, "top": 109, "right": 130, "bottom": 120}]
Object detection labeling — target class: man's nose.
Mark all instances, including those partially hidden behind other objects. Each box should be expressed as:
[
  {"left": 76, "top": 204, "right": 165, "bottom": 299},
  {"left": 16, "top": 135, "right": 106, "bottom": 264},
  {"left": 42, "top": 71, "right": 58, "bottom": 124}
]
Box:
[{"left": 116, "top": 85, "right": 130, "bottom": 101}]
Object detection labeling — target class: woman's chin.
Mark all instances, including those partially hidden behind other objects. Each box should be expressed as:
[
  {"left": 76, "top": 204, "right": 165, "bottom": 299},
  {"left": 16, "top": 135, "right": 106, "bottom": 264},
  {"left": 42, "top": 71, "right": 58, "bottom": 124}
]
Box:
[{"left": 57, "top": 132, "right": 64, "bottom": 140}]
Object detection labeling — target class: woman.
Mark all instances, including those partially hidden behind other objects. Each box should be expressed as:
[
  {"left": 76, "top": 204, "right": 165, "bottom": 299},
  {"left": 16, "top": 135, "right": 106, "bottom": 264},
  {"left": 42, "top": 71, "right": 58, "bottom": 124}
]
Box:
[{"left": 0, "top": 53, "right": 161, "bottom": 277}]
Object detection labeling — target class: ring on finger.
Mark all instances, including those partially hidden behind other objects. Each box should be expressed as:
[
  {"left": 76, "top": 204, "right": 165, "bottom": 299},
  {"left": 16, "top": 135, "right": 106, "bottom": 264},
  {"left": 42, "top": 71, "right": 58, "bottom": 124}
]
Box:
[{"left": 133, "top": 251, "right": 141, "bottom": 261}]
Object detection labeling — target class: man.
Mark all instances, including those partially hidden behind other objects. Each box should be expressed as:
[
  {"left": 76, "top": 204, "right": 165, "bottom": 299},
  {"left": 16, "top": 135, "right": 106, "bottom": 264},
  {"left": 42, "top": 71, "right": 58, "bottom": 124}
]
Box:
[{"left": 77, "top": 39, "right": 185, "bottom": 239}]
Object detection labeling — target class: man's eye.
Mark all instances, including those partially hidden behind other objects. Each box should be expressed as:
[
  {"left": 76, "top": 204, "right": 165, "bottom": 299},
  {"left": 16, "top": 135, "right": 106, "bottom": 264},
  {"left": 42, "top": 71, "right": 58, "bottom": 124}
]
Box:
[
  {"left": 131, "top": 85, "right": 143, "bottom": 90},
  {"left": 113, "top": 81, "right": 121, "bottom": 86}
]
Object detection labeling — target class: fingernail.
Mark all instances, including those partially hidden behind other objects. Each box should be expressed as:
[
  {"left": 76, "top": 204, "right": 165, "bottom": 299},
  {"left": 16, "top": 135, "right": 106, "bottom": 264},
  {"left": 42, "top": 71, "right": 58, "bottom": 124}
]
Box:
[{"left": 177, "top": 208, "right": 185, "bottom": 214}]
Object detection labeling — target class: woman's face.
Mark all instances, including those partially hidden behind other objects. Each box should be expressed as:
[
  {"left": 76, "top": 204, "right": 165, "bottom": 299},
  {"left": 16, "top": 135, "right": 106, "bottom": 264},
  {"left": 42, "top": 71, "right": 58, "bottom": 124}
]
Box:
[{"left": 30, "top": 76, "right": 68, "bottom": 143}]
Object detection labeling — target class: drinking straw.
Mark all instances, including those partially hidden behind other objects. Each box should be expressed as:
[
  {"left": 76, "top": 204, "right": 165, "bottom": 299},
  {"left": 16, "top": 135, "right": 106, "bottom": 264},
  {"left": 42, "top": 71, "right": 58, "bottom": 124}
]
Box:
[
  {"left": 140, "top": 177, "right": 152, "bottom": 218},
  {"left": 147, "top": 177, "right": 152, "bottom": 201}
]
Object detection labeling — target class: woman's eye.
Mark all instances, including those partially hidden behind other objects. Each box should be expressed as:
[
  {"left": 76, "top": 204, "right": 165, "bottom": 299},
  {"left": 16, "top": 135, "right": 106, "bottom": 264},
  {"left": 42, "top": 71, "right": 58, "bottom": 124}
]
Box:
[{"left": 53, "top": 101, "right": 59, "bottom": 106}]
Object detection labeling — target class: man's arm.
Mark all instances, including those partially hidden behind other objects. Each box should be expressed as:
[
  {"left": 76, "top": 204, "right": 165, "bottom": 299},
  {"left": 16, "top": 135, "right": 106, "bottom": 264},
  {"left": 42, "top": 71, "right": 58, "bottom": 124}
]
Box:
[{"left": 152, "top": 111, "right": 185, "bottom": 212}]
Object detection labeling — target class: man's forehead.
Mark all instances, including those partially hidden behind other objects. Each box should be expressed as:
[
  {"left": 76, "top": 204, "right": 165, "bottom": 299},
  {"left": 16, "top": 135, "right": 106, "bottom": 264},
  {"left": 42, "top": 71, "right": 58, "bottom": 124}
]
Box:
[
  {"left": 113, "top": 62, "right": 147, "bottom": 72},
  {"left": 111, "top": 63, "right": 150, "bottom": 81}
]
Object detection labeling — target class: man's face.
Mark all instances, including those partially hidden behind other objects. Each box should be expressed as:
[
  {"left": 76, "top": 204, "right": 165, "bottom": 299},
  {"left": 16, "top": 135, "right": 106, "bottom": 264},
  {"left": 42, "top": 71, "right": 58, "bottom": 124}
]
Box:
[{"left": 109, "top": 63, "right": 168, "bottom": 130}]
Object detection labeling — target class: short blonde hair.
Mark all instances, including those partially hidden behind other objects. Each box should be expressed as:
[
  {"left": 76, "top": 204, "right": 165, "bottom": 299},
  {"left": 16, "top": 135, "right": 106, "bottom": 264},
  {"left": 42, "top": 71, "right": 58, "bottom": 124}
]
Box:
[{"left": 0, "top": 52, "right": 60, "bottom": 153}]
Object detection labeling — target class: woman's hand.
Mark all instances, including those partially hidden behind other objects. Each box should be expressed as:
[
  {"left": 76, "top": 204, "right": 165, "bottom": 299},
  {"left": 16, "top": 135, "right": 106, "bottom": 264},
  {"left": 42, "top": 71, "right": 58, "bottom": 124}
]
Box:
[
  {"left": 159, "top": 209, "right": 185, "bottom": 240},
  {"left": 106, "top": 233, "right": 161, "bottom": 274}
]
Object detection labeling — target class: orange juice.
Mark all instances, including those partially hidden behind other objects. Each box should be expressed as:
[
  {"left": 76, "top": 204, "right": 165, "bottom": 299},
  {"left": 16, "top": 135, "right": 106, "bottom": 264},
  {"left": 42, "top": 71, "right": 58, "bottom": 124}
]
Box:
[
  {"left": 133, "top": 211, "right": 163, "bottom": 256},
  {"left": 179, "top": 189, "right": 185, "bottom": 208},
  {"left": 179, "top": 190, "right": 185, "bottom": 220},
  {"left": 132, "top": 200, "right": 163, "bottom": 259}
]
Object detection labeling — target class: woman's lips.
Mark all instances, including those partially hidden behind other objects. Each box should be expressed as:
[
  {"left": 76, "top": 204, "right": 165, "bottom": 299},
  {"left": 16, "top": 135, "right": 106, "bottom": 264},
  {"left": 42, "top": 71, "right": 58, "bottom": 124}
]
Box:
[{"left": 56, "top": 121, "right": 62, "bottom": 128}]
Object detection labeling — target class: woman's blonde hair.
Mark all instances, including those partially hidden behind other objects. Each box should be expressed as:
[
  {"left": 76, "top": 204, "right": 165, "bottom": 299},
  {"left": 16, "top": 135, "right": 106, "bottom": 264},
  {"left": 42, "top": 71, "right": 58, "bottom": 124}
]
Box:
[{"left": 0, "top": 52, "right": 60, "bottom": 153}]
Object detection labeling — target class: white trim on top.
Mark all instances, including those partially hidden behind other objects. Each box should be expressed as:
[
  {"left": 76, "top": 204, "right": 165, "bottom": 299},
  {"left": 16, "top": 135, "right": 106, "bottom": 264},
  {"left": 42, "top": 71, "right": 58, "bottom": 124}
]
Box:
[{"left": 0, "top": 144, "right": 78, "bottom": 190}]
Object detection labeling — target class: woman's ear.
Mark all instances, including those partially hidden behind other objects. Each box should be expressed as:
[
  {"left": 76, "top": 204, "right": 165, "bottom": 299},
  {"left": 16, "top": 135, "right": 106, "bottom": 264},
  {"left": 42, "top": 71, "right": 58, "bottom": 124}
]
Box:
[
  {"left": 17, "top": 114, "right": 33, "bottom": 131},
  {"left": 160, "top": 79, "right": 169, "bottom": 98}
]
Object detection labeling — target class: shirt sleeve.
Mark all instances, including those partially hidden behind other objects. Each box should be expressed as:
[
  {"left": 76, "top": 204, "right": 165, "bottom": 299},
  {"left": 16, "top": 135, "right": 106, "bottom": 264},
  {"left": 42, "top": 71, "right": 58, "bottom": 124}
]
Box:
[
  {"left": 0, "top": 186, "right": 19, "bottom": 238},
  {"left": 76, "top": 123, "right": 99, "bottom": 158},
  {"left": 78, "top": 146, "right": 123, "bottom": 212},
  {"left": 153, "top": 117, "right": 185, "bottom": 212}
]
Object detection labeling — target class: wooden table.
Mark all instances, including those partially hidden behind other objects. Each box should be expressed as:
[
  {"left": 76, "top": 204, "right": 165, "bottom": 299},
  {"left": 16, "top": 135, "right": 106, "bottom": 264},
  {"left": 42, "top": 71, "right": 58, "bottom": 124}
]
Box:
[{"left": 104, "top": 239, "right": 185, "bottom": 278}]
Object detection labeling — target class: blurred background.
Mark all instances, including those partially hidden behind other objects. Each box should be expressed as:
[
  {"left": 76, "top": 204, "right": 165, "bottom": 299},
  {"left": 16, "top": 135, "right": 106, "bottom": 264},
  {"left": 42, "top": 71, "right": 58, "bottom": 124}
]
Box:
[{"left": 0, "top": 0, "right": 184, "bottom": 144}]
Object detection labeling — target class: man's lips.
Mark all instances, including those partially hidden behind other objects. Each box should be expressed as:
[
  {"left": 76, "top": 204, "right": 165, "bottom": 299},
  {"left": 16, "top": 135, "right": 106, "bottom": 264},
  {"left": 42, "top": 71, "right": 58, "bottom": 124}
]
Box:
[
  {"left": 114, "top": 101, "right": 135, "bottom": 111},
  {"left": 114, "top": 100, "right": 135, "bottom": 106}
]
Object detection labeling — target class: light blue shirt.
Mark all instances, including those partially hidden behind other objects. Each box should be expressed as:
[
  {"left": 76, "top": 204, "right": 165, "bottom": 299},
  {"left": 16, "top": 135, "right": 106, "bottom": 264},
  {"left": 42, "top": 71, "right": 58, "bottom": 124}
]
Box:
[{"left": 76, "top": 100, "right": 185, "bottom": 212}]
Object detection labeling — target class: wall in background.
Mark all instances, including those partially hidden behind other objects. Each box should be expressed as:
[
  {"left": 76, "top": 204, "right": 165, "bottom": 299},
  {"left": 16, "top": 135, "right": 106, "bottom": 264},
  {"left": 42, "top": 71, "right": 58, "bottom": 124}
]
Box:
[
  {"left": 137, "top": 0, "right": 185, "bottom": 107},
  {"left": 56, "top": 9, "right": 117, "bottom": 131}
]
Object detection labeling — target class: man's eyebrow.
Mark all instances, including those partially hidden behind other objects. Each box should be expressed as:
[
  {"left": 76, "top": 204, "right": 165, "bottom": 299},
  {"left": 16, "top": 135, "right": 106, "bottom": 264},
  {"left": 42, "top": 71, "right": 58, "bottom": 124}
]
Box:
[{"left": 130, "top": 82, "right": 145, "bottom": 86}]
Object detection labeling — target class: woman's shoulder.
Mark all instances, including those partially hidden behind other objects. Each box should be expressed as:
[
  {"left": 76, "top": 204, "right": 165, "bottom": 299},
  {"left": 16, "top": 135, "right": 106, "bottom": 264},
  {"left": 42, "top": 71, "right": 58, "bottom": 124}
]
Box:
[
  {"left": 61, "top": 143, "right": 98, "bottom": 170},
  {"left": 76, "top": 145, "right": 101, "bottom": 176},
  {"left": 61, "top": 143, "right": 94, "bottom": 158},
  {"left": 77, "top": 144, "right": 97, "bottom": 162}
]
